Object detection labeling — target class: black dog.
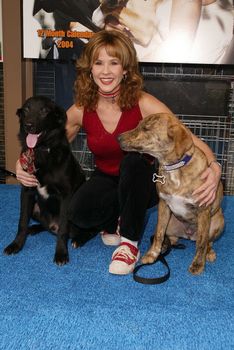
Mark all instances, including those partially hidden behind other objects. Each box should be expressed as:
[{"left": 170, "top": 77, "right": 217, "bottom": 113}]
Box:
[{"left": 4, "top": 96, "right": 86, "bottom": 265}]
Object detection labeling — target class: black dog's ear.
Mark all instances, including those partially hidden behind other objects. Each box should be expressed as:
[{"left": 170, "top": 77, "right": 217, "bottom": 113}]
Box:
[
  {"left": 53, "top": 106, "right": 67, "bottom": 127},
  {"left": 16, "top": 108, "right": 23, "bottom": 117}
]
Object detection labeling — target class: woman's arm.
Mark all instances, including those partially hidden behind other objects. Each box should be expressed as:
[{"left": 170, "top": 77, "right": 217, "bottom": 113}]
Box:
[
  {"left": 139, "top": 92, "right": 172, "bottom": 117},
  {"left": 16, "top": 159, "right": 39, "bottom": 187},
  {"left": 66, "top": 104, "right": 83, "bottom": 142},
  {"left": 191, "top": 134, "right": 222, "bottom": 207}
]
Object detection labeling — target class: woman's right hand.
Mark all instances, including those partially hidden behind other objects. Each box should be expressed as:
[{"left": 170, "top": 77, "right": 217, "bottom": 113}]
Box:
[{"left": 16, "top": 159, "right": 38, "bottom": 187}]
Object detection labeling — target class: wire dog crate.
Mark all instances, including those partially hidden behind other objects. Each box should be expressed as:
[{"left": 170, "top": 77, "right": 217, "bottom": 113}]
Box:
[
  {"left": 179, "top": 114, "right": 233, "bottom": 195},
  {"left": 142, "top": 64, "right": 234, "bottom": 195},
  {"left": 71, "top": 130, "right": 95, "bottom": 180}
]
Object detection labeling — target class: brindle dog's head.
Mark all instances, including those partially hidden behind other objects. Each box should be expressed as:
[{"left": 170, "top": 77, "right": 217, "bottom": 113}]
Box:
[{"left": 118, "top": 113, "right": 193, "bottom": 163}]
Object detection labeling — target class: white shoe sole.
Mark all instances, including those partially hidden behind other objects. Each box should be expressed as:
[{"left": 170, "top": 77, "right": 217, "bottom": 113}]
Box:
[{"left": 101, "top": 233, "right": 121, "bottom": 246}]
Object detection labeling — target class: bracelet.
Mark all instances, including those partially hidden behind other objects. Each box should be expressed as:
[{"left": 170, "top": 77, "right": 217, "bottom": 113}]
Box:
[{"left": 209, "top": 160, "right": 222, "bottom": 168}]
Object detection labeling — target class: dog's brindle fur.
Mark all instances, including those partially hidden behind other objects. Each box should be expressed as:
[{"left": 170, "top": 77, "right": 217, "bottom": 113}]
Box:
[
  {"left": 119, "top": 113, "right": 224, "bottom": 275},
  {"left": 4, "top": 96, "right": 86, "bottom": 265}
]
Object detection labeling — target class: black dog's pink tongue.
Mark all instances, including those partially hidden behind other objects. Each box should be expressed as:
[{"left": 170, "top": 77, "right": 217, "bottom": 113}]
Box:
[{"left": 26, "top": 133, "right": 40, "bottom": 148}]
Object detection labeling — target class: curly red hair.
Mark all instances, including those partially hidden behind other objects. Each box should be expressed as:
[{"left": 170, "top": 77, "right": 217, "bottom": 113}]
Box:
[{"left": 74, "top": 30, "right": 143, "bottom": 111}]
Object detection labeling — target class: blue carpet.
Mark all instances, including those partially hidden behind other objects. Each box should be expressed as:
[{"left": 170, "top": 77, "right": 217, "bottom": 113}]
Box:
[{"left": 0, "top": 184, "right": 233, "bottom": 350}]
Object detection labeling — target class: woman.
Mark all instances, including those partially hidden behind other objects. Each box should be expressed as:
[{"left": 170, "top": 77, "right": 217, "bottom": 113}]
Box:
[{"left": 16, "top": 30, "right": 221, "bottom": 275}]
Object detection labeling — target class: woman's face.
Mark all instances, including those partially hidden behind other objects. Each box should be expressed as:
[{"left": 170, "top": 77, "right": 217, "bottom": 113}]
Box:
[{"left": 91, "top": 46, "right": 127, "bottom": 94}]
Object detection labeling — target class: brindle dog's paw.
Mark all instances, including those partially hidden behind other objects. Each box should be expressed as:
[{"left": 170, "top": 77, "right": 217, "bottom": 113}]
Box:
[
  {"left": 206, "top": 249, "right": 216, "bottom": 262},
  {"left": 141, "top": 252, "right": 158, "bottom": 265},
  {"left": 53, "top": 252, "right": 69, "bottom": 266},
  {"left": 189, "top": 261, "right": 205, "bottom": 275},
  {"left": 3, "top": 241, "right": 21, "bottom": 255}
]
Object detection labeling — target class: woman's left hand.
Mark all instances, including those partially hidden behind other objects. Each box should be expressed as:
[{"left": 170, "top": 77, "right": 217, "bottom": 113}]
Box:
[{"left": 192, "top": 161, "right": 222, "bottom": 207}]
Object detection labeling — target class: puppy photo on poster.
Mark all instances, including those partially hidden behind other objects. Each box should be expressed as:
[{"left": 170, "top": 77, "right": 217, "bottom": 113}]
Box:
[{"left": 23, "top": 0, "right": 234, "bottom": 64}]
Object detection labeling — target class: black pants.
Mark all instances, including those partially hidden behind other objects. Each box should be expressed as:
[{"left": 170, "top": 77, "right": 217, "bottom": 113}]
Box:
[{"left": 68, "top": 153, "right": 158, "bottom": 242}]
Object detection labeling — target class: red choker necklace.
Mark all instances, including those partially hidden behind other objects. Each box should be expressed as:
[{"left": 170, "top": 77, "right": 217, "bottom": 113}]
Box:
[{"left": 98, "top": 88, "right": 120, "bottom": 103}]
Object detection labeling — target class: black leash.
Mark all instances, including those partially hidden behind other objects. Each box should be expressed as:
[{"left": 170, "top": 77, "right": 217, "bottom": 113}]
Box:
[
  {"left": 0, "top": 167, "right": 16, "bottom": 178},
  {"left": 133, "top": 236, "right": 186, "bottom": 285}
]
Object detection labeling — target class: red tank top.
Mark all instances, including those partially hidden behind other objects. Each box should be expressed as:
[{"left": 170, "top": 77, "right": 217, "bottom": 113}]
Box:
[{"left": 82, "top": 104, "right": 143, "bottom": 176}]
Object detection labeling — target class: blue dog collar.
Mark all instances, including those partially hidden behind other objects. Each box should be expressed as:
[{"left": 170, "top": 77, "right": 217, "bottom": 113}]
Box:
[{"left": 163, "top": 154, "right": 192, "bottom": 171}]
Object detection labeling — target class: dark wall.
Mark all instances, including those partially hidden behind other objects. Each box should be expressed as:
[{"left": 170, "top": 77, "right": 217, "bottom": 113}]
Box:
[
  {"left": 34, "top": 60, "right": 234, "bottom": 116},
  {"left": 144, "top": 77, "right": 230, "bottom": 116}
]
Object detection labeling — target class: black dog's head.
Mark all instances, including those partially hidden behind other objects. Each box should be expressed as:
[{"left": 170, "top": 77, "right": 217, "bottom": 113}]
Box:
[{"left": 17, "top": 96, "right": 67, "bottom": 149}]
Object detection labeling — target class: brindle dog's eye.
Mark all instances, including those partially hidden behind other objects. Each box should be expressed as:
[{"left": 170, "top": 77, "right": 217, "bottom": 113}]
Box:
[{"left": 142, "top": 125, "right": 150, "bottom": 131}]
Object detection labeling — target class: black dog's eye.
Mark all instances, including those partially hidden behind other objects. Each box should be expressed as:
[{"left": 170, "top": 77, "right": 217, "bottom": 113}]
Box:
[
  {"left": 40, "top": 107, "right": 49, "bottom": 115},
  {"left": 24, "top": 107, "right": 30, "bottom": 112}
]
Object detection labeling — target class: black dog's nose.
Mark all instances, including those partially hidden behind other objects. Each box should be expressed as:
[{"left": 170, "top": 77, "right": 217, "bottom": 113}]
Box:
[{"left": 24, "top": 123, "right": 36, "bottom": 134}]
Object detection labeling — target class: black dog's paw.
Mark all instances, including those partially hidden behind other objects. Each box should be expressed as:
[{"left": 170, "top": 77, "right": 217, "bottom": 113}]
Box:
[
  {"left": 71, "top": 238, "right": 81, "bottom": 249},
  {"left": 70, "top": 232, "right": 98, "bottom": 248},
  {"left": 53, "top": 251, "right": 69, "bottom": 266},
  {"left": 4, "top": 241, "right": 21, "bottom": 255}
]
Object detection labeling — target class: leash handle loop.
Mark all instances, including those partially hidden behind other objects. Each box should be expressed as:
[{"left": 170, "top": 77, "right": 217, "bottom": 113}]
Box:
[
  {"left": 133, "top": 254, "right": 170, "bottom": 285},
  {"left": 133, "top": 236, "right": 186, "bottom": 285}
]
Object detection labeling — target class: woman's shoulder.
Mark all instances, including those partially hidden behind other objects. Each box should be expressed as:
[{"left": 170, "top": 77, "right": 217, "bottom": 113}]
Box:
[
  {"left": 66, "top": 104, "right": 84, "bottom": 142},
  {"left": 66, "top": 104, "right": 84, "bottom": 126},
  {"left": 139, "top": 91, "right": 172, "bottom": 118}
]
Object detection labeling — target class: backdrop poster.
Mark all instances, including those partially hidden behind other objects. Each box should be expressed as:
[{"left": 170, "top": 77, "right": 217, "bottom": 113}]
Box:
[
  {"left": 23, "top": 0, "right": 234, "bottom": 64},
  {"left": 0, "top": 0, "right": 3, "bottom": 62}
]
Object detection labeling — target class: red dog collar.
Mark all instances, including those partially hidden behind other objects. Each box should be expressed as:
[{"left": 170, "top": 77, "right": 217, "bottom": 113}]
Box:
[{"left": 19, "top": 148, "right": 36, "bottom": 174}]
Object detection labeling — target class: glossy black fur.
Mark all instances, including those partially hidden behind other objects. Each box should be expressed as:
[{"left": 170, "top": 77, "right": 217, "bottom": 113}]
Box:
[{"left": 4, "top": 96, "right": 86, "bottom": 265}]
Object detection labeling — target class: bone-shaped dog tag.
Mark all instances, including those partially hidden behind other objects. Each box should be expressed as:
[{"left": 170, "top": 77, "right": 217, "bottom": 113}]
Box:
[{"left": 152, "top": 173, "right": 166, "bottom": 184}]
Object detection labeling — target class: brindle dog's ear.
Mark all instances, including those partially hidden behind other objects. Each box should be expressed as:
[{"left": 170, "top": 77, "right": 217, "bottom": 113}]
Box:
[{"left": 168, "top": 122, "right": 193, "bottom": 159}]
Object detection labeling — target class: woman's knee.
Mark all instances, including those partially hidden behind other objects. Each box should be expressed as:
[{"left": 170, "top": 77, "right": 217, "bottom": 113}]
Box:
[
  {"left": 119, "top": 152, "right": 158, "bottom": 206},
  {"left": 120, "top": 152, "right": 154, "bottom": 179},
  {"left": 68, "top": 180, "right": 119, "bottom": 230},
  {"left": 68, "top": 189, "right": 91, "bottom": 228}
]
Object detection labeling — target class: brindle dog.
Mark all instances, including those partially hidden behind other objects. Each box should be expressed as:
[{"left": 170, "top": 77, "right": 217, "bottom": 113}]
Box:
[{"left": 119, "top": 113, "right": 224, "bottom": 275}]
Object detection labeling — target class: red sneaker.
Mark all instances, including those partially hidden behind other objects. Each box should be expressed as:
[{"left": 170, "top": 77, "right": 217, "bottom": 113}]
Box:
[{"left": 109, "top": 242, "right": 140, "bottom": 275}]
